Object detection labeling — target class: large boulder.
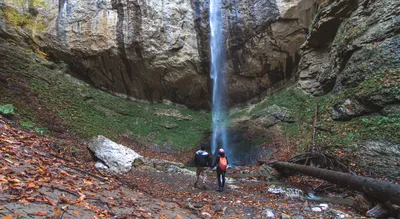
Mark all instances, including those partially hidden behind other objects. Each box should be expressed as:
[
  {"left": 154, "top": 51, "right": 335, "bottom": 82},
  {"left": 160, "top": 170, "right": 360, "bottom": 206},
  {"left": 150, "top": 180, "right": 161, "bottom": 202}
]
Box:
[
  {"left": 238, "top": 104, "right": 294, "bottom": 130},
  {"left": 254, "top": 164, "right": 280, "bottom": 181},
  {"left": 350, "top": 141, "right": 400, "bottom": 178},
  {"left": 88, "top": 135, "right": 142, "bottom": 173}
]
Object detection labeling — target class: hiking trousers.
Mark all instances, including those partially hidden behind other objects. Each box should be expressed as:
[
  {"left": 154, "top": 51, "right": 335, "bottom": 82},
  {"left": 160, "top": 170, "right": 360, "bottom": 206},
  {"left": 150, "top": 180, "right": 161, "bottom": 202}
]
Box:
[
  {"left": 217, "top": 169, "right": 226, "bottom": 188},
  {"left": 195, "top": 167, "right": 207, "bottom": 187}
]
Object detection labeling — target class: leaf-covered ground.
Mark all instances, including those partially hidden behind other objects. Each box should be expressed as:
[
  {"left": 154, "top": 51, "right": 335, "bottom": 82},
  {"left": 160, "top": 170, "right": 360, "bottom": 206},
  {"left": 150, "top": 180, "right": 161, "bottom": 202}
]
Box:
[
  {"left": 0, "top": 115, "right": 367, "bottom": 219},
  {"left": 0, "top": 116, "right": 199, "bottom": 219}
]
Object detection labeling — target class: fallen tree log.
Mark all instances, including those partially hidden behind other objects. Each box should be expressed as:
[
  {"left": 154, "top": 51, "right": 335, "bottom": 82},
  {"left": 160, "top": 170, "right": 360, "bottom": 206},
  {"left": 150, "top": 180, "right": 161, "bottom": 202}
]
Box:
[{"left": 272, "top": 162, "right": 400, "bottom": 205}]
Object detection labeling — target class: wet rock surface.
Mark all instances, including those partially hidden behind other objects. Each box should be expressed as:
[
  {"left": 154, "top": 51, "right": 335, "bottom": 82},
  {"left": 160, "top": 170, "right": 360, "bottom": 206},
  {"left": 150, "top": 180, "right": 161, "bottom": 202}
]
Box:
[{"left": 2, "top": 0, "right": 321, "bottom": 109}]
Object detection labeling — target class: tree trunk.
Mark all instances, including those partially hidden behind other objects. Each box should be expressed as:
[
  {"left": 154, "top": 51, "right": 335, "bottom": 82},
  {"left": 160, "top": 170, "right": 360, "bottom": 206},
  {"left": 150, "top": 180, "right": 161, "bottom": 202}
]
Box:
[
  {"left": 273, "top": 162, "right": 400, "bottom": 205},
  {"left": 311, "top": 106, "right": 318, "bottom": 149}
]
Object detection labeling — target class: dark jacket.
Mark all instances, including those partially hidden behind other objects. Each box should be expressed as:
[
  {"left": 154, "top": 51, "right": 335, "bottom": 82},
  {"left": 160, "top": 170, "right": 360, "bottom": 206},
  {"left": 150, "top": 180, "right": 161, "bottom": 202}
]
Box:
[
  {"left": 194, "top": 150, "right": 211, "bottom": 167},
  {"left": 212, "top": 154, "right": 228, "bottom": 171}
]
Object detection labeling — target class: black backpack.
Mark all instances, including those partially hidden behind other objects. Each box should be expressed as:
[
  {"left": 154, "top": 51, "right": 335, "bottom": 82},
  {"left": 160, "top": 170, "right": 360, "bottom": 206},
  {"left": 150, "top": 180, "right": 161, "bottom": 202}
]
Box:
[{"left": 195, "top": 151, "right": 209, "bottom": 167}]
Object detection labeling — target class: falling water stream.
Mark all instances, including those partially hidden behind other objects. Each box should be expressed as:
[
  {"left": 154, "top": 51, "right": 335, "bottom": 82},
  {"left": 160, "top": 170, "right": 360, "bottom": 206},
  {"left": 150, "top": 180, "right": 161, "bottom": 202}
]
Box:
[{"left": 210, "top": 0, "right": 228, "bottom": 157}]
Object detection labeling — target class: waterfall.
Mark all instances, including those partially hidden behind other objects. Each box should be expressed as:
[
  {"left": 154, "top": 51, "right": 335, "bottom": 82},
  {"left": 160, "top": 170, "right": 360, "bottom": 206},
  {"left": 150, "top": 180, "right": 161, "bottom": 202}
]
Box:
[{"left": 210, "top": 0, "right": 228, "bottom": 156}]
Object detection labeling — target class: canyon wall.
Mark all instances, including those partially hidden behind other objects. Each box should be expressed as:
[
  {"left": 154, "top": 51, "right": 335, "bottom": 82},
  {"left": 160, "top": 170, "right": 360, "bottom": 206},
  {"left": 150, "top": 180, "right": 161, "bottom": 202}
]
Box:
[{"left": 2, "top": 0, "right": 319, "bottom": 109}]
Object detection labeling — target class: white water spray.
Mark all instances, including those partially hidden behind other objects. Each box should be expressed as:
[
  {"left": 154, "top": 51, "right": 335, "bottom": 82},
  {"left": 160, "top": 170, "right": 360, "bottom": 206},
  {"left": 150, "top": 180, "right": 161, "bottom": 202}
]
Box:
[{"left": 210, "top": 0, "right": 228, "bottom": 156}]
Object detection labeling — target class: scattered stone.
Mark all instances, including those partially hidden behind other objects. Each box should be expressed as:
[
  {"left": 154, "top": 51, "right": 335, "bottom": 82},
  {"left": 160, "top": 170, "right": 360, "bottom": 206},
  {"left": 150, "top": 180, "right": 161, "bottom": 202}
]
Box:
[
  {"left": 251, "top": 105, "right": 294, "bottom": 128},
  {"left": 255, "top": 164, "right": 280, "bottom": 181},
  {"left": 281, "top": 213, "right": 291, "bottom": 219},
  {"left": 264, "top": 104, "right": 294, "bottom": 122},
  {"left": 185, "top": 202, "right": 195, "bottom": 210},
  {"left": 262, "top": 208, "right": 275, "bottom": 218},
  {"left": 319, "top": 203, "right": 329, "bottom": 210},
  {"left": 94, "top": 162, "right": 109, "bottom": 170},
  {"left": 227, "top": 185, "right": 240, "bottom": 190},
  {"left": 214, "top": 206, "right": 224, "bottom": 212},
  {"left": 159, "top": 122, "right": 179, "bottom": 129},
  {"left": 167, "top": 165, "right": 181, "bottom": 173},
  {"left": 311, "top": 207, "right": 322, "bottom": 212},
  {"left": 367, "top": 203, "right": 389, "bottom": 218},
  {"left": 291, "top": 216, "right": 305, "bottom": 219},
  {"left": 201, "top": 212, "right": 212, "bottom": 218},
  {"left": 331, "top": 99, "right": 371, "bottom": 120},
  {"left": 268, "top": 185, "right": 305, "bottom": 199},
  {"left": 193, "top": 203, "right": 203, "bottom": 208},
  {"left": 327, "top": 209, "right": 352, "bottom": 218},
  {"left": 353, "top": 194, "right": 372, "bottom": 213},
  {"left": 88, "top": 135, "right": 142, "bottom": 173}
]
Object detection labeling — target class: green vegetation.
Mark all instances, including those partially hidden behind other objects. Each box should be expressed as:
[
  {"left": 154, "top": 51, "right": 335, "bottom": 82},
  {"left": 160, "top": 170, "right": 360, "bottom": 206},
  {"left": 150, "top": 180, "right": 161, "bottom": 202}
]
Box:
[
  {"left": 230, "top": 89, "right": 316, "bottom": 120},
  {"left": 1, "top": 0, "right": 49, "bottom": 36},
  {"left": 37, "top": 80, "right": 208, "bottom": 148},
  {"left": 0, "top": 104, "right": 15, "bottom": 115},
  {"left": 334, "top": 19, "right": 368, "bottom": 49},
  {"left": 230, "top": 83, "right": 400, "bottom": 152},
  {"left": 230, "top": 88, "right": 321, "bottom": 150},
  {"left": 329, "top": 66, "right": 399, "bottom": 107},
  {"left": 14, "top": 0, "right": 48, "bottom": 9},
  {"left": 357, "top": 68, "right": 400, "bottom": 96},
  {"left": 0, "top": 41, "right": 211, "bottom": 150},
  {"left": 20, "top": 120, "right": 47, "bottom": 135},
  {"left": 29, "top": 68, "right": 211, "bottom": 149}
]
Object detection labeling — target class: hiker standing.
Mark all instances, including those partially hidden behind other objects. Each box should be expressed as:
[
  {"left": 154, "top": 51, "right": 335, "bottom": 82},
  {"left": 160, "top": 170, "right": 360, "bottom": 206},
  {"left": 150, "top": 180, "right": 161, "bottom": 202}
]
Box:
[
  {"left": 210, "top": 148, "right": 228, "bottom": 192},
  {"left": 194, "top": 145, "right": 211, "bottom": 189}
]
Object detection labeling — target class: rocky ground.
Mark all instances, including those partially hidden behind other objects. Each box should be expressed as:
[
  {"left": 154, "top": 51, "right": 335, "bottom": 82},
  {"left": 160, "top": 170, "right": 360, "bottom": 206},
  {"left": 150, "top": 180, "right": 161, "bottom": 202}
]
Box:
[{"left": 0, "top": 115, "right": 369, "bottom": 219}]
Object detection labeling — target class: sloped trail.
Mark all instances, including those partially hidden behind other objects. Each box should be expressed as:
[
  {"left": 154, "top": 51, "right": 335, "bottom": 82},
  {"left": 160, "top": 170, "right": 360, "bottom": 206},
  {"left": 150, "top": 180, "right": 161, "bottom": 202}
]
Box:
[
  {"left": 0, "top": 116, "right": 196, "bottom": 219},
  {"left": 0, "top": 115, "right": 364, "bottom": 218}
]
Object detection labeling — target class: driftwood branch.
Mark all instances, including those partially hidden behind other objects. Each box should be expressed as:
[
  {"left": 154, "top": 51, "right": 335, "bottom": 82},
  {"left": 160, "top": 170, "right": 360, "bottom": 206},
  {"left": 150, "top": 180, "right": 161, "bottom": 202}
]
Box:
[
  {"left": 42, "top": 185, "right": 79, "bottom": 197},
  {"left": 61, "top": 165, "right": 108, "bottom": 182},
  {"left": 286, "top": 152, "right": 351, "bottom": 172},
  {"left": 272, "top": 162, "right": 400, "bottom": 205}
]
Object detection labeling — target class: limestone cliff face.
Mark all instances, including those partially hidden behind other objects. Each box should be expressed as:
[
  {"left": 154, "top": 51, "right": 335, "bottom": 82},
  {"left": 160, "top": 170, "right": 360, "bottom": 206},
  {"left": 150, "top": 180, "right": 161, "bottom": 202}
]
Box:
[
  {"left": 39, "top": 0, "right": 208, "bottom": 108},
  {"left": 296, "top": 0, "right": 400, "bottom": 177},
  {"left": 223, "top": 0, "right": 320, "bottom": 104},
  {"left": 1, "top": 0, "right": 319, "bottom": 109},
  {"left": 298, "top": 0, "right": 399, "bottom": 101},
  {"left": 194, "top": 0, "right": 321, "bottom": 105}
]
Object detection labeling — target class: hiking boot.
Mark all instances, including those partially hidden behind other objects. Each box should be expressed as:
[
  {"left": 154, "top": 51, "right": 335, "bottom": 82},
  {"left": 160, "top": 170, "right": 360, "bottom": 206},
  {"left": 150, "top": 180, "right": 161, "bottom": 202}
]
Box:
[
  {"left": 220, "top": 187, "right": 224, "bottom": 192},
  {"left": 216, "top": 187, "right": 222, "bottom": 192}
]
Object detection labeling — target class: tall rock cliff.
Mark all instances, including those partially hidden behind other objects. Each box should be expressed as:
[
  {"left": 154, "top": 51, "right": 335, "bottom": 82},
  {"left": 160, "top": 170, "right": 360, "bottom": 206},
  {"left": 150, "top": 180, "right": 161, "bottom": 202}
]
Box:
[
  {"left": 194, "top": 0, "right": 321, "bottom": 104},
  {"left": 3, "top": 0, "right": 396, "bottom": 111},
  {"left": 1, "top": 0, "right": 320, "bottom": 109},
  {"left": 298, "top": 0, "right": 399, "bottom": 120},
  {"left": 42, "top": 0, "right": 208, "bottom": 108}
]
